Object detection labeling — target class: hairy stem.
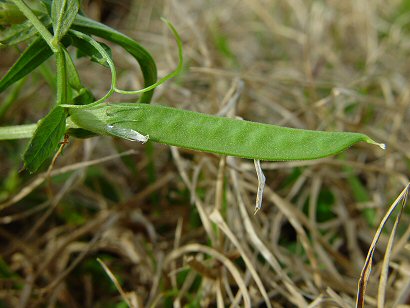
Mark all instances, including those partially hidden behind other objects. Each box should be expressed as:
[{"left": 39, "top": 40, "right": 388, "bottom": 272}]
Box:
[
  {"left": 11, "top": 0, "right": 57, "bottom": 52},
  {"left": 0, "top": 123, "right": 37, "bottom": 140}
]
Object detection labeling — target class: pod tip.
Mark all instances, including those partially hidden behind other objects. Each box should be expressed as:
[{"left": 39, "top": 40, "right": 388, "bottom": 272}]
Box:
[{"left": 367, "top": 138, "right": 386, "bottom": 150}]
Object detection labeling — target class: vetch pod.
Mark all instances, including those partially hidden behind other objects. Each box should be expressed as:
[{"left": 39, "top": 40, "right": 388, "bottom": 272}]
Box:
[{"left": 68, "top": 103, "right": 385, "bottom": 161}]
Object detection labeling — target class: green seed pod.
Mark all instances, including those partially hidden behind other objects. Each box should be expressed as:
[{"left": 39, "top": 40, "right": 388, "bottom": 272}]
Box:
[{"left": 69, "top": 103, "right": 384, "bottom": 161}]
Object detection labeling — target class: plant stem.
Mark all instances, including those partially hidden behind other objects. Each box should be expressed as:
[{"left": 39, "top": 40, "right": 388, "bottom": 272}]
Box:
[
  {"left": 0, "top": 124, "right": 37, "bottom": 140},
  {"left": 55, "top": 46, "right": 67, "bottom": 106},
  {"left": 11, "top": 0, "right": 57, "bottom": 52}
]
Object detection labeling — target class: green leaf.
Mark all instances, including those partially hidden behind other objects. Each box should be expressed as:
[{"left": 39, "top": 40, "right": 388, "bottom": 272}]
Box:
[
  {"left": 51, "top": 0, "right": 79, "bottom": 43},
  {"left": 0, "top": 14, "right": 51, "bottom": 46},
  {"left": 73, "top": 36, "right": 112, "bottom": 68},
  {"left": 0, "top": 36, "right": 52, "bottom": 92},
  {"left": 72, "top": 87, "right": 95, "bottom": 105},
  {"left": 0, "top": 35, "right": 71, "bottom": 93},
  {"left": 1, "top": 19, "right": 34, "bottom": 45},
  {"left": 63, "top": 47, "right": 83, "bottom": 91},
  {"left": 0, "top": 1, "right": 26, "bottom": 24},
  {"left": 69, "top": 103, "right": 385, "bottom": 161},
  {"left": 23, "top": 106, "right": 66, "bottom": 173},
  {"left": 40, "top": 0, "right": 52, "bottom": 13},
  {"left": 11, "top": 0, "right": 55, "bottom": 51},
  {"left": 72, "top": 14, "right": 157, "bottom": 103},
  {"left": 0, "top": 12, "right": 51, "bottom": 45},
  {"left": 0, "top": 21, "right": 34, "bottom": 45}
]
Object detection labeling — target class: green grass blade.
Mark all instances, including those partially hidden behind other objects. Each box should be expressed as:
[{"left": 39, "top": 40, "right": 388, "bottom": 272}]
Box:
[{"left": 71, "top": 14, "right": 157, "bottom": 103}]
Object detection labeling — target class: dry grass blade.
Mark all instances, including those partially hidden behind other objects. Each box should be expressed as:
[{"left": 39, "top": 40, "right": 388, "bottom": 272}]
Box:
[
  {"left": 0, "top": 201, "right": 49, "bottom": 224},
  {"left": 229, "top": 158, "right": 308, "bottom": 306},
  {"left": 215, "top": 279, "right": 224, "bottom": 307},
  {"left": 171, "top": 218, "right": 183, "bottom": 308},
  {"left": 170, "top": 146, "right": 216, "bottom": 243},
  {"left": 377, "top": 202, "right": 404, "bottom": 308},
  {"left": 265, "top": 186, "right": 323, "bottom": 291},
  {"left": 209, "top": 210, "right": 272, "bottom": 308},
  {"left": 164, "top": 243, "right": 251, "bottom": 308},
  {"left": 2, "top": 0, "right": 410, "bottom": 306},
  {"left": 0, "top": 149, "right": 137, "bottom": 211},
  {"left": 146, "top": 252, "right": 164, "bottom": 307},
  {"left": 42, "top": 224, "right": 107, "bottom": 293},
  {"left": 213, "top": 157, "right": 226, "bottom": 213},
  {"left": 326, "top": 287, "right": 352, "bottom": 308},
  {"left": 97, "top": 258, "right": 136, "bottom": 308},
  {"left": 356, "top": 183, "right": 410, "bottom": 308}
]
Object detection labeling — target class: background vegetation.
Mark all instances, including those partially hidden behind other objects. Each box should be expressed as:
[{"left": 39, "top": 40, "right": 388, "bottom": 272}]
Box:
[{"left": 1, "top": 0, "right": 409, "bottom": 307}]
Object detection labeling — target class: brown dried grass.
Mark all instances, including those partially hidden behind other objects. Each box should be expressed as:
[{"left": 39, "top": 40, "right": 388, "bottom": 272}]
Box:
[{"left": 1, "top": 0, "right": 410, "bottom": 307}]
